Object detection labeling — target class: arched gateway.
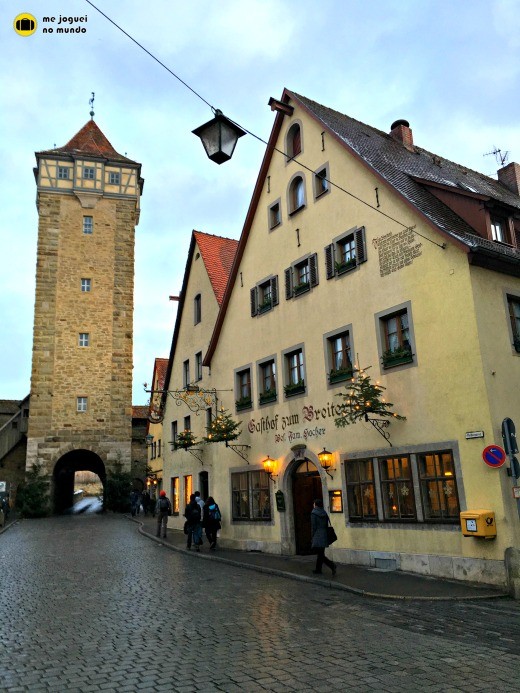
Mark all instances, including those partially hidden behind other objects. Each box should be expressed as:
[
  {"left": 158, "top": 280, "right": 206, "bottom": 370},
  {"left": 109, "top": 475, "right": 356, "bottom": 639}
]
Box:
[{"left": 53, "top": 449, "right": 106, "bottom": 514}]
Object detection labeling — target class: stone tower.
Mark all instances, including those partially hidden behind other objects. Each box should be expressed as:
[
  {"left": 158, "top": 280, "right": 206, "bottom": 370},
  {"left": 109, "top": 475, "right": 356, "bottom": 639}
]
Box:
[{"left": 27, "top": 119, "right": 143, "bottom": 511}]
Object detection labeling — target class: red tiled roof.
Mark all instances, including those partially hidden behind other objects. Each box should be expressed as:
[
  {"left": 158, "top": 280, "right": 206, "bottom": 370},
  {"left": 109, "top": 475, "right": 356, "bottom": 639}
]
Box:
[
  {"left": 154, "top": 358, "right": 169, "bottom": 390},
  {"left": 193, "top": 231, "right": 238, "bottom": 306},
  {"left": 132, "top": 405, "right": 149, "bottom": 419},
  {"left": 38, "top": 120, "right": 137, "bottom": 164}
]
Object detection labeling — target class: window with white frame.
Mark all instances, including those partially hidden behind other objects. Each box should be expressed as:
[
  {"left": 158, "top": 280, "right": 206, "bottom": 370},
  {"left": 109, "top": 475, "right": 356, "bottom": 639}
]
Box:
[
  {"left": 325, "top": 227, "right": 367, "bottom": 279},
  {"left": 77, "top": 396, "right": 88, "bottom": 412},
  {"left": 250, "top": 276, "right": 279, "bottom": 316},
  {"left": 326, "top": 330, "right": 353, "bottom": 384},
  {"left": 284, "top": 347, "right": 305, "bottom": 397},
  {"left": 258, "top": 358, "right": 277, "bottom": 404},
  {"left": 83, "top": 216, "right": 93, "bottom": 235},
  {"left": 380, "top": 307, "right": 414, "bottom": 368},
  {"left": 78, "top": 332, "right": 90, "bottom": 347},
  {"left": 285, "top": 254, "right": 318, "bottom": 299},
  {"left": 81, "top": 278, "right": 91, "bottom": 292},
  {"left": 288, "top": 175, "right": 306, "bottom": 214},
  {"left": 231, "top": 470, "right": 271, "bottom": 521},
  {"left": 236, "top": 368, "right": 252, "bottom": 410}
]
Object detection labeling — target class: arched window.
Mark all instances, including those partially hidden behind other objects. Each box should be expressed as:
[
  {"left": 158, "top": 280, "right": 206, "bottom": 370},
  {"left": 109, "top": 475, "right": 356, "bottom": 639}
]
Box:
[
  {"left": 288, "top": 175, "right": 305, "bottom": 214},
  {"left": 286, "top": 123, "right": 302, "bottom": 159}
]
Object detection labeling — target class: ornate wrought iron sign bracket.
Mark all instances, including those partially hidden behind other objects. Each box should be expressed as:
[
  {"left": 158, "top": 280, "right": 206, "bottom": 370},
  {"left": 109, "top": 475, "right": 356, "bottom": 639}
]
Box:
[
  {"left": 225, "top": 441, "right": 251, "bottom": 463},
  {"left": 364, "top": 414, "right": 392, "bottom": 446}
]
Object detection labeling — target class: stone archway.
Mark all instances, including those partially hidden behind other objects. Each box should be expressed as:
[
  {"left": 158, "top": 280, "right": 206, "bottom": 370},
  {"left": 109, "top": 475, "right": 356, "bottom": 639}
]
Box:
[{"left": 53, "top": 449, "right": 106, "bottom": 514}]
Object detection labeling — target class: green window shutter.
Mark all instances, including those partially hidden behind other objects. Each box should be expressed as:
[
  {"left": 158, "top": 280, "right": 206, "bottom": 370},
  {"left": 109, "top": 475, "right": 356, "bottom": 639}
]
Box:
[
  {"left": 355, "top": 226, "right": 367, "bottom": 264},
  {"left": 250, "top": 287, "right": 258, "bottom": 316},
  {"left": 325, "top": 243, "right": 335, "bottom": 279},
  {"left": 284, "top": 268, "right": 293, "bottom": 300}
]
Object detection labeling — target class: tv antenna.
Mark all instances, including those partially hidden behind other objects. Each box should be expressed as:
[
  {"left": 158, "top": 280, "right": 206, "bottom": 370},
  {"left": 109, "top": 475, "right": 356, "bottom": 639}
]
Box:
[{"left": 484, "top": 146, "right": 509, "bottom": 167}]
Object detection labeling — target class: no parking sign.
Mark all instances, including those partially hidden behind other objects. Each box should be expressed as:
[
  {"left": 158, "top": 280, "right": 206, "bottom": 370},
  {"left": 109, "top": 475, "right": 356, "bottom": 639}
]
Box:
[{"left": 482, "top": 445, "right": 507, "bottom": 468}]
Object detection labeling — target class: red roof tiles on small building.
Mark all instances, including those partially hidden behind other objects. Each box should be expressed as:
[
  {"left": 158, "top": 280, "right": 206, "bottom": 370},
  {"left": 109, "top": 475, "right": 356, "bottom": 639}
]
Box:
[
  {"left": 193, "top": 231, "right": 238, "bottom": 306},
  {"left": 154, "top": 358, "right": 169, "bottom": 390},
  {"left": 132, "top": 406, "right": 149, "bottom": 420}
]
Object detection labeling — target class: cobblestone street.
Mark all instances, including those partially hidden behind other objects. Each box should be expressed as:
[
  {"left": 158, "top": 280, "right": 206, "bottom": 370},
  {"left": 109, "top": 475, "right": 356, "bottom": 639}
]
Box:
[{"left": 1, "top": 515, "right": 520, "bottom": 692}]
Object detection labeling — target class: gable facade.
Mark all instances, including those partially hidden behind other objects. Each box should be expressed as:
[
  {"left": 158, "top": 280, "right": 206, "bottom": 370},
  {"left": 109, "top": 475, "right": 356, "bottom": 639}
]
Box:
[{"left": 161, "top": 92, "right": 520, "bottom": 589}]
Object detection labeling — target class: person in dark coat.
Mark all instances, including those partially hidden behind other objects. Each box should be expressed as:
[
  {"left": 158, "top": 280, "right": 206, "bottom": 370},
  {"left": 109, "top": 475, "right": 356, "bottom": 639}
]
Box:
[
  {"left": 184, "top": 494, "right": 202, "bottom": 551},
  {"left": 202, "top": 496, "right": 221, "bottom": 550},
  {"left": 141, "top": 490, "right": 151, "bottom": 516},
  {"left": 311, "top": 498, "right": 337, "bottom": 575},
  {"left": 156, "top": 490, "right": 171, "bottom": 538}
]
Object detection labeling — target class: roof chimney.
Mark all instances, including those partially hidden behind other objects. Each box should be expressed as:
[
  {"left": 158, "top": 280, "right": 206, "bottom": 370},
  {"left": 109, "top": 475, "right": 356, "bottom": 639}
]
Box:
[
  {"left": 390, "top": 119, "right": 414, "bottom": 152},
  {"left": 497, "top": 161, "right": 520, "bottom": 196}
]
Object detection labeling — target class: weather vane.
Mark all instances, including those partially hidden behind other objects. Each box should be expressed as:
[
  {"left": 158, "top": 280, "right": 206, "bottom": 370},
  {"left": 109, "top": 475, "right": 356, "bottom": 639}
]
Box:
[{"left": 89, "top": 92, "right": 95, "bottom": 120}]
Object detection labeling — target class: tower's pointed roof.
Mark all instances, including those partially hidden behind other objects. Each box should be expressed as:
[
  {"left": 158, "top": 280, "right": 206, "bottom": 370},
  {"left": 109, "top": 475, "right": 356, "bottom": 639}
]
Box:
[{"left": 37, "top": 120, "right": 138, "bottom": 164}]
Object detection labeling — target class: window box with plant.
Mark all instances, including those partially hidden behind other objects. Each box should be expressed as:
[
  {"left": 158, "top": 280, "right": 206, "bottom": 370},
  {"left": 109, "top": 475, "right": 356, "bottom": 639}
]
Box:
[
  {"left": 328, "top": 366, "right": 354, "bottom": 384},
  {"left": 335, "top": 258, "right": 357, "bottom": 275},
  {"left": 259, "top": 388, "right": 277, "bottom": 405},
  {"left": 258, "top": 298, "right": 272, "bottom": 314},
  {"left": 235, "top": 396, "right": 252, "bottom": 412},
  {"left": 293, "top": 281, "right": 310, "bottom": 296},
  {"left": 381, "top": 345, "right": 413, "bottom": 368},
  {"left": 284, "top": 380, "right": 305, "bottom": 397}
]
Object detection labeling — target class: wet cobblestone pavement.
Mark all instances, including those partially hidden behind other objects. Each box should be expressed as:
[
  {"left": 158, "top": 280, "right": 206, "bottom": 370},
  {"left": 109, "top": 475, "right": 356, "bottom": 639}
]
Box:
[{"left": 1, "top": 514, "right": 520, "bottom": 692}]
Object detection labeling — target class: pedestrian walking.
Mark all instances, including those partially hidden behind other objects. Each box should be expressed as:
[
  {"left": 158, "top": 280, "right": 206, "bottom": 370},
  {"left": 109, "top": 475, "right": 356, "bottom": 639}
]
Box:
[
  {"left": 310, "top": 498, "right": 337, "bottom": 576},
  {"left": 184, "top": 494, "right": 202, "bottom": 551},
  {"left": 141, "top": 490, "right": 151, "bottom": 516},
  {"left": 130, "top": 489, "right": 141, "bottom": 517},
  {"left": 203, "top": 496, "right": 221, "bottom": 550},
  {"left": 156, "top": 490, "right": 171, "bottom": 538}
]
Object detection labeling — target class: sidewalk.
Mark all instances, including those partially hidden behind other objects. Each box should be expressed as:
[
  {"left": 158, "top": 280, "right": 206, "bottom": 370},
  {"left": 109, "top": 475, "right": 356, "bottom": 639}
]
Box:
[{"left": 135, "top": 515, "right": 509, "bottom": 601}]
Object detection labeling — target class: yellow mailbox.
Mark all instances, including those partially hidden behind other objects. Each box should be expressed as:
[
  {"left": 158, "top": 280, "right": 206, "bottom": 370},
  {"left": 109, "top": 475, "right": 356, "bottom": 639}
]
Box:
[{"left": 460, "top": 510, "right": 496, "bottom": 539}]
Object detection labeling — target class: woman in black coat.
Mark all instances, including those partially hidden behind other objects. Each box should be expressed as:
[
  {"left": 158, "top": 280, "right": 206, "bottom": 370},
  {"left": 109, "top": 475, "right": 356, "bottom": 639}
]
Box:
[
  {"left": 310, "top": 498, "right": 337, "bottom": 575},
  {"left": 202, "top": 496, "right": 221, "bottom": 549}
]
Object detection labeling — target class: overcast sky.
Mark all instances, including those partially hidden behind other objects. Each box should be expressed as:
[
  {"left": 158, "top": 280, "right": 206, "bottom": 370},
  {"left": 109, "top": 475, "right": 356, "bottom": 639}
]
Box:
[{"left": 2, "top": 0, "right": 520, "bottom": 405}]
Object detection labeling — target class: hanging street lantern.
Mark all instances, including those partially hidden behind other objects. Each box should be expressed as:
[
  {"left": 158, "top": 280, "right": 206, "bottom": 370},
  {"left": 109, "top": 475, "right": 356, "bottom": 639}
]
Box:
[{"left": 192, "top": 109, "right": 246, "bottom": 164}]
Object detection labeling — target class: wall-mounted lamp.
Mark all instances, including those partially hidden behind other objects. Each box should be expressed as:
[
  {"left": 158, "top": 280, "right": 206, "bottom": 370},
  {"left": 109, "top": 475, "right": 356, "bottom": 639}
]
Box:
[
  {"left": 262, "top": 455, "right": 277, "bottom": 481},
  {"left": 145, "top": 434, "right": 154, "bottom": 447},
  {"left": 192, "top": 109, "right": 246, "bottom": 164},
  {"left": 317, "top": 447, "right": 334, "bottom": 479}
]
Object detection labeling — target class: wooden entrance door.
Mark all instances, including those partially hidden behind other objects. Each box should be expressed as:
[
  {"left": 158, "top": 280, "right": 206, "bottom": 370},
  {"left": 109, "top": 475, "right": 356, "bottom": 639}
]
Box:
[{"left": 292, "top": 462, "right": 322, "bottom": 554}]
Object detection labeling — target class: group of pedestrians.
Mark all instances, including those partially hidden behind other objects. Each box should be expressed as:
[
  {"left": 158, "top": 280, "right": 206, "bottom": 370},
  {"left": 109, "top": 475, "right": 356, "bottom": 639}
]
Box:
[
  {"left": 130, "top": 489, "right": 154, "bottom": 517},
  {"left": 184, "top": 492, "right": 221, "bottom": 551},
  {"left": 146, "top": 488, "right": 335, "bottom": 576}
]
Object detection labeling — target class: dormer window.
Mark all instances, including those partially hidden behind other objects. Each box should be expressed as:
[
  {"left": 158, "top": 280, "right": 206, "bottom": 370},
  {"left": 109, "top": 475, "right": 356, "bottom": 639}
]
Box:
[
  {"left": 286, "top": 123, "right": 302, "bottom": 159},
  {"left": 288, "top": 175, "right": 306, "bottom": 214},
  {"left": 490, "top": 215, "right": 512, "bottom": 244}
]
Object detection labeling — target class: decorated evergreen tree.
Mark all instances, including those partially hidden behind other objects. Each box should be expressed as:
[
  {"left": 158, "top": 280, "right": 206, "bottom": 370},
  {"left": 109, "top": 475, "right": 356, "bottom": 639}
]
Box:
[
  {"left": 334, "top": 367, "right": 406, "bottom": 427},
  {"left": 174, "top": 429, "right": 197, "bottom": 450},
  {"left": 205, "top": 406, "right": 241, "bottom": 443}
]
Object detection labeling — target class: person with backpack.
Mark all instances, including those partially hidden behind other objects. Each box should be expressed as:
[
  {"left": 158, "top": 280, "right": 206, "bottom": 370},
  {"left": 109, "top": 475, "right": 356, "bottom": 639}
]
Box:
[
  {"left": 156, "top": 490, "right": 171, "bottom": 538},
  {"left": 202, "top": 496, "right": 221, "bottom": 550},
  {"left": 184, "top": 494, "right": 202, "bottom": 551}
]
